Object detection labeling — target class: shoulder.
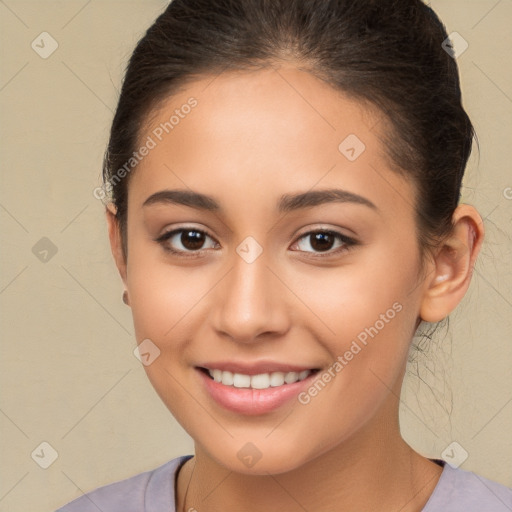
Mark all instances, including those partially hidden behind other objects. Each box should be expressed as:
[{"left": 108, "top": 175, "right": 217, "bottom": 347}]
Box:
[
  {"left": 55, "top": 455, "right": 192, "bottom": 512},
  {"left": 423, "top": 462, "right": 512, "bottom": 511}
]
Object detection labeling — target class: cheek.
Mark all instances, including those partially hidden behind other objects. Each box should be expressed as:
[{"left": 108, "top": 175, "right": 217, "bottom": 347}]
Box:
[
  {"left": 125, "top": 255, "right": 212, "bottom": 421},
  {"left": 126, "top": 247, "right": 208, "bottom": 340},
  {"left": 293, "top": 247, "right": 418, "bottom": 347},
  {"left": 293, "top": 243, "right": 420, "bottom": 402}
]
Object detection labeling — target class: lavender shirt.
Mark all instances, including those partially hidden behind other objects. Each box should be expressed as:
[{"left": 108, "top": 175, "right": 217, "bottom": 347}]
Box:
[{"left": 56, "top": 456, "right": 512, "bottom": 511}]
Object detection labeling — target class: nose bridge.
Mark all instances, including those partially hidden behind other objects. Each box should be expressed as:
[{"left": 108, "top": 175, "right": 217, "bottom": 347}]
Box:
[{"left": 212, "top": 242, "right": 288, "bottom": 342}]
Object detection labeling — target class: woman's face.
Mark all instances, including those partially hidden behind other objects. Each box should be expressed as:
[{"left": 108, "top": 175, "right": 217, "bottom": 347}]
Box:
[{"left": 120, "top": 64, "right": 429, "bottom": 474}]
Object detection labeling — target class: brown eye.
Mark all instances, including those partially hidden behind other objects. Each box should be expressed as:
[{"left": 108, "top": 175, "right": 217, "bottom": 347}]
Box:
[
  {"left": 156, "top": 228, "right": 218, "bottom": 255},
  {"left": 308, "top": 232, "right": 336, "bottom": 252},
  {"left": 180, "top": 230, "right": 207, "bottom": 250},
  {"left": 293, "top": 230, "right": 356, "bottom": 256}
]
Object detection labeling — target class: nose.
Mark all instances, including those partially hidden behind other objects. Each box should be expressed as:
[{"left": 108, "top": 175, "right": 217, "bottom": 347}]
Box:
[{"left": 211, "top": 249, "right": 290, "bottom": 344}]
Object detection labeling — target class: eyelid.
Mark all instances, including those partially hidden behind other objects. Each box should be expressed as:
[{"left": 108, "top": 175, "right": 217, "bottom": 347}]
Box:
[
  {"left": 293, "top": 224, "right": 357, "bottom": 243},
  {"left": 155, "top": 225, "right": 216, "bottom": 242}
]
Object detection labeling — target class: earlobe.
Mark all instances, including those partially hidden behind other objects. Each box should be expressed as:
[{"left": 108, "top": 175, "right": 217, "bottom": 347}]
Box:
[
  {"left": 105, "top": 205, "right": 128, "bottom": 285},
  {"left": 419, "top": 204, "right": 484, "bottom": 323}
]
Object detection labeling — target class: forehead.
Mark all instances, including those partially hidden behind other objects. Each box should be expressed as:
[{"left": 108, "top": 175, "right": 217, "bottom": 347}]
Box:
[
  {"left": 143, "top": 64, "right": 380, "bottom": 161},
  {"left": 129, "top": 64, "right": 415, "bottom": 221}
]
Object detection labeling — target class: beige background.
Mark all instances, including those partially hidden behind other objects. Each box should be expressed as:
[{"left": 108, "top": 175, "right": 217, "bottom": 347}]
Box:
[{"left": 0, "top": 1, "right": 511, "bottom": 511}]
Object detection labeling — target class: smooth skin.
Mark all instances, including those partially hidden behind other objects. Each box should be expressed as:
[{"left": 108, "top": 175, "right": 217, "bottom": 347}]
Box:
[{"left": 106, "top": 62, "right": 484, "bottom": 511}]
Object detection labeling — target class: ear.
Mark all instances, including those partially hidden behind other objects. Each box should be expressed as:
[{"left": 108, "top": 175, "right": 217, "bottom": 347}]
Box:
[
  {"left": 419, "top": 204, "right": 484, "bottom": 323},
  {"left": 105, "top": 204, "right": 128, "bottom": 285}
]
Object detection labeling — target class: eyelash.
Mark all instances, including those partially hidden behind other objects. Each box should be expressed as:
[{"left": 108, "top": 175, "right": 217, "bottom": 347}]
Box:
[{"left": 154, "top": 226, "right": 358, "bottom": 259}]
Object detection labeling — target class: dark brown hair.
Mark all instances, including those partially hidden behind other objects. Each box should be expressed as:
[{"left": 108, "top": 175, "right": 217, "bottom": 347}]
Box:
[{"left": 103, "top": 0, "right": 475, "bottom": 265}]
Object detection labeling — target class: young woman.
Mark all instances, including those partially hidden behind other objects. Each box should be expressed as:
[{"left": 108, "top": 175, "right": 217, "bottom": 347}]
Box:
[{"left": 56, "top": 0, "right": 512, "bottom": 510}]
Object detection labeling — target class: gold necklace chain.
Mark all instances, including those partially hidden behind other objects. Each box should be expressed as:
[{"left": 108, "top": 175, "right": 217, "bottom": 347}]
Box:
[{"left": 180, "top": 456, "right": 196, "bottom": 512}]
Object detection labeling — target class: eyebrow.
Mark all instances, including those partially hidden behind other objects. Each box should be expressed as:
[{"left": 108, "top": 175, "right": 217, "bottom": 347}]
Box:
[{"left": 142, "top": 188, "right": 378, "bottom": 212}]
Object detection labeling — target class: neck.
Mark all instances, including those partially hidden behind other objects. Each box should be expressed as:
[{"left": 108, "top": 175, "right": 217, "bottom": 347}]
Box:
[{"left": 176, "top": 396, "right": 442, "bottom": 512}]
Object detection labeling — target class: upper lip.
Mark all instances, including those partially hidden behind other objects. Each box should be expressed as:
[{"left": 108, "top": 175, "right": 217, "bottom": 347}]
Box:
[{"left": 197, "top": 361, "right": 319, "bottom": 375}]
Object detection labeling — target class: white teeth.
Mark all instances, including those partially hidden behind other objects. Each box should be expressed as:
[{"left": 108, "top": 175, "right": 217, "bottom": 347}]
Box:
[
  {"left": 269, "top": 372, "right": 285, "bottom": 387},
  {"left": 250, "top": 373, "right": 270, "bottom": 389},
  {"left": 207, "top": 369, "right": 312, "bottom": 389},
  {"left": 221, "top": 371, "right": 234, "bottom": 386},
  {"left": 233, "top": 373, "right": 251, "bottom": 388},
  {"left": 284, "top": 371, "right": 299, "bottom": 384},
  {"left": 298, "top": 370, "right": 309, "bottom": 380}
]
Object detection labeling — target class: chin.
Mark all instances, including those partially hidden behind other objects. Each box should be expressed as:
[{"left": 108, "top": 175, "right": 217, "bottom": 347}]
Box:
[{"left": 195, "top": 433, "right": 324, "bottom": 476}]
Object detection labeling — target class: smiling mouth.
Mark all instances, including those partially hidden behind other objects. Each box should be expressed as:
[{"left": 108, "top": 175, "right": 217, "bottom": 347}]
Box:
[{"left": 198, "top": 367, "right": 320, "bottom": 390}]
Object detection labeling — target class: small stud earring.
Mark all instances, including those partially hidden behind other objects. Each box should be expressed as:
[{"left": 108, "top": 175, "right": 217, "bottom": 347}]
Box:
[{"left": 122, "top": 290, "right": 130, "bottom": 305}]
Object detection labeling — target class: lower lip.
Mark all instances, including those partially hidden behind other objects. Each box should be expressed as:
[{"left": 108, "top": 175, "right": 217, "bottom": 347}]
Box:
[{"left": 197, "top": 368, "right": 317, "bottom": 415}]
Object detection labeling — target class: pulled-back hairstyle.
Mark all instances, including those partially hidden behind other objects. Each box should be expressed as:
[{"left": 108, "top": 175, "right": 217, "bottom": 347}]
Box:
[{"left": 103, "top": 0, "right": 474, "bottom": 267}]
